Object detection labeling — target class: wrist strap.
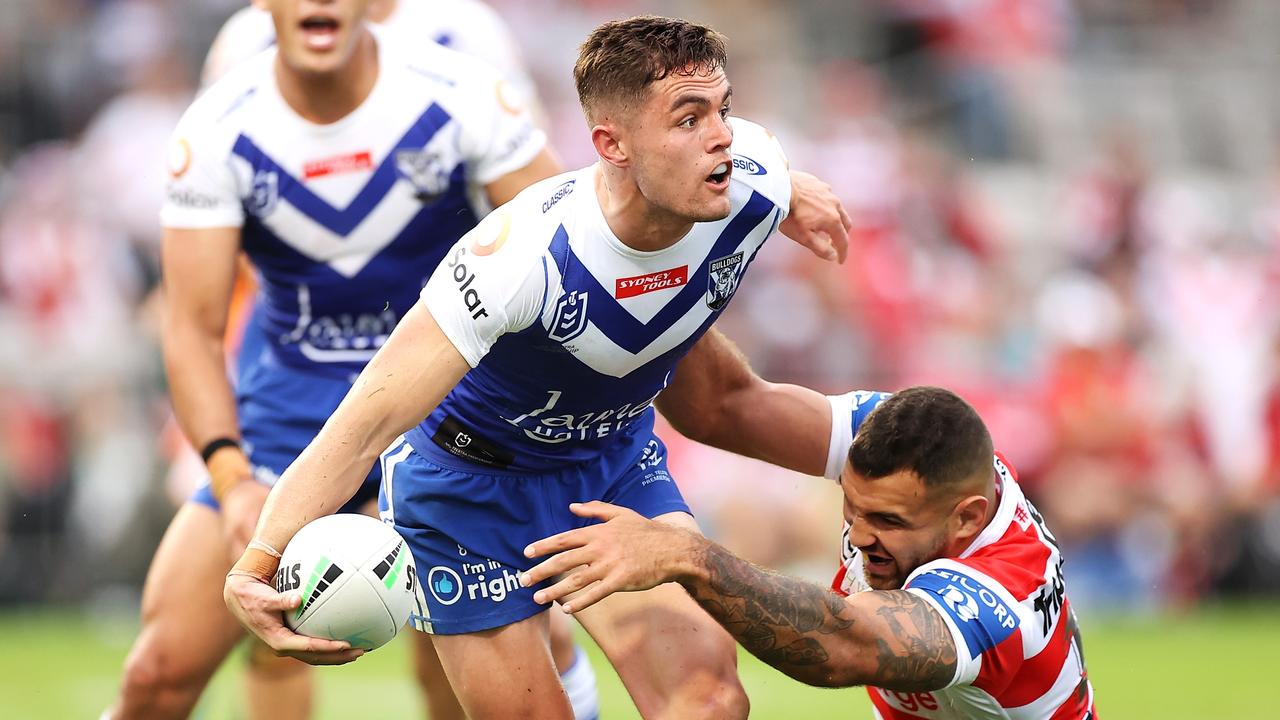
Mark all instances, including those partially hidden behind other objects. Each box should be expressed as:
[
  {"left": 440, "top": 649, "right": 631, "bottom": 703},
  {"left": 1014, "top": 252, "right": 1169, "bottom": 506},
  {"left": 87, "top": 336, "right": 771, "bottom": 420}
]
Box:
[
  {"left": 229, "top": 547, "right": 280, "bottom": 585},
  {"left": 200, "top": 437, "right": 242, "bottom": 464},
  {"left": 248, "top": 539, "right": 283, "bottom": 559}
]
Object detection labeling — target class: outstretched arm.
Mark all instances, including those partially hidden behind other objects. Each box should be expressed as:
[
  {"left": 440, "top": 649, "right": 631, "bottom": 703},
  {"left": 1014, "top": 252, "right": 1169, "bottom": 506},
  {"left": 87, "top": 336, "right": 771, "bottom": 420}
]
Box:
[
  {"left": 655, "top": 328, "right": 834, "bottom": 477},
  {"left": 224, "top": 302, "right": 471, "bottom": 664},
  {"left": 522, "top": 502, "right": 957, "bottom": 691},
  {"left": 782, "top": 169, "right": 852, "bottom": 263}
]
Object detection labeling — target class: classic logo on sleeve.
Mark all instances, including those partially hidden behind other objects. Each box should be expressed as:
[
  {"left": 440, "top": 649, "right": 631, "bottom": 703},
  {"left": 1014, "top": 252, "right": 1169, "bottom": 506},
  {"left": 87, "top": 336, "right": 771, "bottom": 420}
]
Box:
[
  {"left": 908, "top": 567, "right": 1019, "bottom": 658},
  {"left": 706, "top": 252, "right": 744, "bottom": 310},
  {"left": 731, "top": 154, "right": 767, "bottom": 176}
]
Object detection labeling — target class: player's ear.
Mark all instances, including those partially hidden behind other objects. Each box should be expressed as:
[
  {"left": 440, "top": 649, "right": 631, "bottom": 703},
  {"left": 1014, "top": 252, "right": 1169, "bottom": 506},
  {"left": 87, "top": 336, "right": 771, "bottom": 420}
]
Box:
[
  {"left": 950, "top": 494, "right": 989, "bottom": 544},
  {"left": 591, "top": 123, "right": 629, "bottom": 169}
]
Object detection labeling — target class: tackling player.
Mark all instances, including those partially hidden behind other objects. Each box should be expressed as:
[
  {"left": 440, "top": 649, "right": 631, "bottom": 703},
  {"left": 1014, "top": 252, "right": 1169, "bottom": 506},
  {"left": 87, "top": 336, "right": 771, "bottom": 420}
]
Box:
[
  {"left": 105, "top": 0, "right": 563, "bottom": 718},
  {"left": 223, "top": 15, "right": 854, "bottom": 720},
  {"left": 524, "top": 387, "right": 1099, "bottom": 719}
]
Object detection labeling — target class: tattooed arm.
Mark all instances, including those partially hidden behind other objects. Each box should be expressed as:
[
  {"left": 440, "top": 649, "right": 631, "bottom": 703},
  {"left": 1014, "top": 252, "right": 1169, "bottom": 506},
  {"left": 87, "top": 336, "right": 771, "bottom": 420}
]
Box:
[
  {"left": 683, "top": 540, "right": 957, "bottom": 690},
  {"left": 521, "top": 501, "right": 958, "bottom": 691}
]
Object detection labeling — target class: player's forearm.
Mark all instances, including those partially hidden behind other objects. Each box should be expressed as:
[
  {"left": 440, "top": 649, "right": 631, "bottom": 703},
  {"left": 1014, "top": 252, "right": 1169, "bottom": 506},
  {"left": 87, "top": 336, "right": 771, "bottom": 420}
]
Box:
[
  {"left": 676, "top": 538, "right": 866, "bottom": 687},
  {"left": 706, "top": 381, "right": 831, "bottom": 475},
  {"left": 679, "top": 542, "right": 957, "bottom": 691},
  {"left": 162, "top": 318, "right": 240, "bottom": 449}
]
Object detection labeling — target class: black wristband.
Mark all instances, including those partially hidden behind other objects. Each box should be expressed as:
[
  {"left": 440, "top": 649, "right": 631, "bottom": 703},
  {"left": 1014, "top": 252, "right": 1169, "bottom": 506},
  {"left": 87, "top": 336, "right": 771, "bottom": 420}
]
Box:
[{"left": 200, "top": 437, "right": 241, "bottom": 464}]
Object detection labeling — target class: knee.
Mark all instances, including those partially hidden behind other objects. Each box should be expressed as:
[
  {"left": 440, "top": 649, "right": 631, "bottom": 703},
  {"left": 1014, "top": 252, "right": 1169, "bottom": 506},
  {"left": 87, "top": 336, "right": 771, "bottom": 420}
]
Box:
[
  {"left": 118, "top": 636, "right": 200, "bottom": 716},
  {"left": 687, "top": 666, "right": 749, "bottom": 720}
]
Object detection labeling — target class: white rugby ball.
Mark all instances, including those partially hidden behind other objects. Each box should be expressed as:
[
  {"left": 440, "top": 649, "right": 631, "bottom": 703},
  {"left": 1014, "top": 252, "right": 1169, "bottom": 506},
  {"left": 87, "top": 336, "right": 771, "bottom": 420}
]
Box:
[{"left": 274, "top": 514, "right": 417, "bottom": 651}]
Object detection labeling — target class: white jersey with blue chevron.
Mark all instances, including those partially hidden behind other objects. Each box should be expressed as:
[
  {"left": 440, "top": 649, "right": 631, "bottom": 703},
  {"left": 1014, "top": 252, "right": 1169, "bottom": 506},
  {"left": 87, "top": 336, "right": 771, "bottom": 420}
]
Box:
[
  {"left": 161, "top": 31, "right": 545, "bottom": 379},
  {"left": 414, "top": 118, "right": 791, "bottom": 471}
]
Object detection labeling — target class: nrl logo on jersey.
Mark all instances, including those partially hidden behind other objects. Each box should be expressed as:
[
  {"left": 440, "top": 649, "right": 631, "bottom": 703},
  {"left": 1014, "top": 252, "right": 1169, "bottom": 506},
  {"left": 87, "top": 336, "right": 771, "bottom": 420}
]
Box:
[
  {"left": 706, "top": 252, "right": 744, "bottom": 310},
  {"left": 395, "top": 148, "right": 450, "bottom": 203},
  {"left": 247, "top": 169, "right": 279, "bottom": 218},
  {"left": 548, "top": 290, "right": 588, "bottom": 343}
]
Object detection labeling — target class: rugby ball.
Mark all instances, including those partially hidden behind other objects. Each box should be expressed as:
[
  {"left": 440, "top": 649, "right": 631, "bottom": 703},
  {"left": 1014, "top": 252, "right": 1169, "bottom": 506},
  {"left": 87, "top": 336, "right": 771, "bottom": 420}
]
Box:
[{"left": 274, "top": 514, "right": 417, "bottom": 651}]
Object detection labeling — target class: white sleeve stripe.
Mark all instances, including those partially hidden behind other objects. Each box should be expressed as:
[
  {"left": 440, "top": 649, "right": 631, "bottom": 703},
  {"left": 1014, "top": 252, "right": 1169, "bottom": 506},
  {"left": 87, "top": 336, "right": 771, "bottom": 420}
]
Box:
[
  {"left": 907, "top": 587, "right": 977, "bottom": 688},
  {"left": 824, "top": 392, "right": 855, "bottom": 481}
]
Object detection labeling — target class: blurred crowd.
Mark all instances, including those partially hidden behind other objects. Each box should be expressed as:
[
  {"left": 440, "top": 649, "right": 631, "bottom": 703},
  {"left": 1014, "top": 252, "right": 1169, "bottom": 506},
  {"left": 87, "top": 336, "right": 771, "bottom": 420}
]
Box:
[{"left": 2, "top": 0, "right": 1279, "bottom": 615}]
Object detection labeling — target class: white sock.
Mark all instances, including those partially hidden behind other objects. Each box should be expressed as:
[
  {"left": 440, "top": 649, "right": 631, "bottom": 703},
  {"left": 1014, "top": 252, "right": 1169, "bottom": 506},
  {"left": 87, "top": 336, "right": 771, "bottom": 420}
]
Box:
[{"left": 560, "top": 645, "right": 599, "bottom": 720}]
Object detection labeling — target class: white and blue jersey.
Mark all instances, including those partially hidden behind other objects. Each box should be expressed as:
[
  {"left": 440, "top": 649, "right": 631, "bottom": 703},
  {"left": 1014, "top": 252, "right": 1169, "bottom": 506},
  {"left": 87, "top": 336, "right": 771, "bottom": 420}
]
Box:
[
  {"left": 414, "top": 118, "right": 791, "bottom": 471},
  {"left": 384, "top": 118, "right": 792, "bottom": 633},
  {"left": 162, "top": 31, "right": 545, "bottom": 506}
]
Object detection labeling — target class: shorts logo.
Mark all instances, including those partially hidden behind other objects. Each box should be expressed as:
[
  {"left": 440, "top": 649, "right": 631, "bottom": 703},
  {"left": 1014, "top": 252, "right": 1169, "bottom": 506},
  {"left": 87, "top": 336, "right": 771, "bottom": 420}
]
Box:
[
  {"left": 427, "top": 566, "right": 463, "bottom": 605},
  {"left": 615, "top": 266, "right": 688, "bottom": 299},
  {"left": 247, "top": 169, "right": 279, "bottom": 218},
  {"left": 706, "top": 252, "right": 744, "bottom": 310},
  {"left": 396, "top": 148, "right": 450, "bottom": 202},
  {"left": 548, "top": 290, "right": 589, "bottom": 343}
]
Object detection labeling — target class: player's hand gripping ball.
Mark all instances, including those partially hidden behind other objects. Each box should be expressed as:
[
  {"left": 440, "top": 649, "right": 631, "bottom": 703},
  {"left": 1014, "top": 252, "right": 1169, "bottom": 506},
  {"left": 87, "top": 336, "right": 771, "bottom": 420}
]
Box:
[{"left": 275, "top": 514, "right": 418, "bottom": 651}]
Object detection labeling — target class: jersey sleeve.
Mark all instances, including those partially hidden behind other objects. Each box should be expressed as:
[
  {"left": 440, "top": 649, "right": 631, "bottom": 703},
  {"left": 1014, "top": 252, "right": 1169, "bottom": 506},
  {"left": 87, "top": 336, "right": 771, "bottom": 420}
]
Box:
[
  {"left": 903, "top": 560, "right": 1023, "bottom": 689},
  {"left": 435, "top": 0, "right": 541, "bottom": 113},
  {"left": 420, "top": 208, "right": 546, "bottom": 367},
  {"left": 159, "top": 107, "right": 243, "bottom": 229},
  {"left": 451, "top": 57, "right": 547, "bottom": 186},
  {"left": 727, "top": 117, "right": 792, "bottom": 216},
  {"left": 199, "top": 6, "right": 276, "bottom": 88},
  {"left": 824, "top": 390, "right": 894, "bottom": 480}
]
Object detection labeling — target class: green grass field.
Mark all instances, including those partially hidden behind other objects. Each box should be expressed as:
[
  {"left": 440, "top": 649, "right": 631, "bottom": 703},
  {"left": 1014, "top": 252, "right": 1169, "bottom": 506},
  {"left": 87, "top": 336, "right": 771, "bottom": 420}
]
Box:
[{"left": 1, "top": 603, "right": 1276, "bottom": 718}]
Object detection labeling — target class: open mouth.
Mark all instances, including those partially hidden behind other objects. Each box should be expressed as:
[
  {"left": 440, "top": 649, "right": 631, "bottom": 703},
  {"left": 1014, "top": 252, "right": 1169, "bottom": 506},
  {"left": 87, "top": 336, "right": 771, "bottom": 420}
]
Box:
[
  {"left": 864, "top": 552, "right": 895, "bottom": 575},
  {"left": 300, "top": 15, "right": 341, "bottom": 51},
  {"left": 705, "top": 161, "right": 730, "bottom": 188}
]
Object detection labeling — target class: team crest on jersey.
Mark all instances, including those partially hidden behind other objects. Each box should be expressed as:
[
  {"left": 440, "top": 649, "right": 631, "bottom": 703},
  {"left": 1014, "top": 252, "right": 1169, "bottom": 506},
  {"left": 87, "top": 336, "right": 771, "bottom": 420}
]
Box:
[
  {"left": 548, "top": 290, "right": 589, "bottom": 343},
  {"left": 247, "top": 169, "right": 279, "bottom": 217},
  {"left": 706, "top": 252, "right": 744, "bottom": 310},
  {"left": 395, "top": 148, "right": 450, "bottom": 202}
]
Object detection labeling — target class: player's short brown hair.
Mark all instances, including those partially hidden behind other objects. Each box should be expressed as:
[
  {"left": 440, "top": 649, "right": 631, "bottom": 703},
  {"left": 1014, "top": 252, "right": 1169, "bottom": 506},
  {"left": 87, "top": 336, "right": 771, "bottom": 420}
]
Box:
[
  {"left": 574, "top": 16, "right": 728, "bottom": 124},
  {"left": 848, "top": 387, "right": 994, "bottom": 494}
]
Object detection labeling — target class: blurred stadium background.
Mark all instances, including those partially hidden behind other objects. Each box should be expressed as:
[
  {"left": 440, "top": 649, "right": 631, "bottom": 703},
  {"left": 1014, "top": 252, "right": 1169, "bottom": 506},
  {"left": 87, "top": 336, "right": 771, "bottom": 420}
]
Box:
[{"left": 2, "top": 0, "right": 1280, "bottom": 717}]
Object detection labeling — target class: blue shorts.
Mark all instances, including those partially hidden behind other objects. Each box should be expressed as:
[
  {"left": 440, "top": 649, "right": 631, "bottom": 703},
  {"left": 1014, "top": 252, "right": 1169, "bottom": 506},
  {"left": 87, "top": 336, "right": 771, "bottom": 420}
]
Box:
[
  {"left": 189, "top": 334, "right": 379, "bottom": 513},
  {"left": 380, "top": 432, "right": 689, "bottom": 635}
]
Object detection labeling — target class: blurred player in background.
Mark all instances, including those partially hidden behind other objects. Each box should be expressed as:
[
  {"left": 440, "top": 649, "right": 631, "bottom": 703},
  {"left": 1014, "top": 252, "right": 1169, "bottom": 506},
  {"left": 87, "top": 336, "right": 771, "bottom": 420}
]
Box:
[
  {"left": 202, "top": 0, "right": 538, "bottom": 116},
  {"left": 524, "top": 387, "right": 1099, "bottom": 719},
  {"left": 223, "top": 15, "right": 854, "bottom": 720},
  {"left": 103, "top": 0, "right": 598, "bottom": 717}
]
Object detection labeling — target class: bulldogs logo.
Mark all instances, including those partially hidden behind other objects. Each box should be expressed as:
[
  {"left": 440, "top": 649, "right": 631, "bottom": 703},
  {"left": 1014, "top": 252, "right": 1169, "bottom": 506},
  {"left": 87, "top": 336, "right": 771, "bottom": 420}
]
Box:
[
  {"left": 395, "top": 148, "right": 450, "bottom": 203},
  {"left": 706, "top": 252, "right": 744, "bottom": 310}
]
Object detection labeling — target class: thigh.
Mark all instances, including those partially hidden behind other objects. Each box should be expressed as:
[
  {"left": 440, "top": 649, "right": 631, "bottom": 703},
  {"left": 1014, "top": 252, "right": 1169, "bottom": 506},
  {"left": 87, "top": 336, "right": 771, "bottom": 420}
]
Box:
[
  {"left": 573, "top": 511, "right": 743, "bottom": 719},
  {"left": 132, "top": 503, "right": 247, "bottom": 685},
  {"left": 429, "top": 612, "right": 572, "bottom": 720}
]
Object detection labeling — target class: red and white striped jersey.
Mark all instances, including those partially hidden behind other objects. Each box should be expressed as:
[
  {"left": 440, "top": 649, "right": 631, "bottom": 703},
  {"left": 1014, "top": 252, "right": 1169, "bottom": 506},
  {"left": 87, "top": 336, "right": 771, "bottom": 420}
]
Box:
[{"left": 834, "top": 453, "right": 1098, "bottom": 719}]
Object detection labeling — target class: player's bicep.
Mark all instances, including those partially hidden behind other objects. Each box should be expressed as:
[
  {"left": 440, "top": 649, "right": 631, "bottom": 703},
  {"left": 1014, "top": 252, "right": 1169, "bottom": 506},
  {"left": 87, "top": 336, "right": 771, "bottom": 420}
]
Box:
[
  {"left": 161, "top": 225, "right": 242, "bottom": 337},
  {"left": 843, "top": 589, "right": 960, "bottom": 692},
  {"left": 484, "top": 147, "right": 562, "bottom": 208},
  {"left": 657, "top": 328, "right": 758, "bottom": 437}
]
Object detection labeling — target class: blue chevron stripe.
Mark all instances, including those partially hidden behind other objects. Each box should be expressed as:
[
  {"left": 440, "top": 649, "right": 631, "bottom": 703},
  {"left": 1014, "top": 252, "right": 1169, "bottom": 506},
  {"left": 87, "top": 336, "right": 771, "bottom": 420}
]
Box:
[
  {"left": 546, "top": 191, "right": 776, "bottom": 354},
  {"left": 230, "top": 102, "right": 453, "bottom": 237}
]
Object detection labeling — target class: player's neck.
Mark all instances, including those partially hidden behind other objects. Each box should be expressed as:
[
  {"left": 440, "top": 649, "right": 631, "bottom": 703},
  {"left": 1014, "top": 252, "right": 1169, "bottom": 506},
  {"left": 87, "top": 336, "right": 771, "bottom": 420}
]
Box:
[
  {"left": 275, "top": 31, "right": 379, "bottom": 125},
  {"left": 367, "top": 0, "right": 398, "bottom": 23},
  {"left": 594, "top": 166, "right": 693, "bottom": 252}
]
